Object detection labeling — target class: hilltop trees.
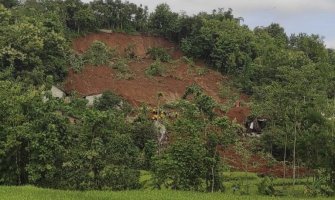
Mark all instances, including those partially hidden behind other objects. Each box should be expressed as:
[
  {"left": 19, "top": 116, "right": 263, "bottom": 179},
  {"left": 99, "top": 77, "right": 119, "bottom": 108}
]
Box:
[
  {"left": 180, "top": 12, "right": 256, "bottom": 74},
  {"left": 0, "top": 4, "right": 68, "bottom": 83},
  {"left": 149, "top": 3, "right": 179, "bottom": 40}
]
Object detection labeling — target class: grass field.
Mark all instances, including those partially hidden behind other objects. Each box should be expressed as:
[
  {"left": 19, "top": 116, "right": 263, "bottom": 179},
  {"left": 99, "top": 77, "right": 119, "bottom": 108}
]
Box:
[
  {"left": 0, "top": 186, "right": 332, "bottom": 200},
  {"left": 0, "top": 172, "right": 331, "bottom": 200}
]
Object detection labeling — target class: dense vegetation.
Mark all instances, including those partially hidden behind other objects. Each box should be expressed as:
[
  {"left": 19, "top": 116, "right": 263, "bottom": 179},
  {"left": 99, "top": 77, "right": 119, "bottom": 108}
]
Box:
[{"left": 0, "top": 0, "right": 334, "bottom": 198}]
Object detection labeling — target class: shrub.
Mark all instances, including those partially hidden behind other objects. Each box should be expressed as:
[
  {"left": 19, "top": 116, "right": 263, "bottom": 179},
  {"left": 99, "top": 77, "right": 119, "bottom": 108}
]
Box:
[
  {"left": 94, "top": 91, "right": 131, "bottom": 113},
  {"left": 195, "top": 67, "right": 208, "bottom": 76},
  {"left": 182, "top": 56, "right": 195, "bottom": 67},
  {"left": 100, "top": 165, "right": 141, "bottom": 190},
  {"left": 145, "top": 60, "right": 165, "bottom": 76},
  {"left": 83, "top": 41, "right": 115, "bottom": 66},
  {"left": 257, "top": 177, "right": 276, "bottom": 196},
  {"left": 112, "top": 58, "right": 133, "bottom": 80},
  {"left": 304, "top": 178, "right": 335, "bottom": 197},
  {"left": 146, "top": 47, "right": 171, "bottom": 62},
  {"left": 69, "top": 52, "right": 85, "bottom": 73},
  {"left": 124, "top": 43, "right": 137, "bottom": 59}
]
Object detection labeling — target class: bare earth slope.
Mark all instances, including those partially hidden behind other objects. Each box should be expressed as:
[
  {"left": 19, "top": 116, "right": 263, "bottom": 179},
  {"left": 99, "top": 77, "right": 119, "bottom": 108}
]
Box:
[{"left": 65, "top": 32, "right": 226, "bottom": 107}]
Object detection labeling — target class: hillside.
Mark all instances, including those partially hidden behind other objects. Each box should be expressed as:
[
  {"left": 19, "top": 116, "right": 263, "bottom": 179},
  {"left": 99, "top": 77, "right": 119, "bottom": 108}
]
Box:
[
  {"left": 1, "top": 0, "right": 334, "bottom": 197},
  {"left": 64, "top": 32, "right": 250, "bottom": 121}
]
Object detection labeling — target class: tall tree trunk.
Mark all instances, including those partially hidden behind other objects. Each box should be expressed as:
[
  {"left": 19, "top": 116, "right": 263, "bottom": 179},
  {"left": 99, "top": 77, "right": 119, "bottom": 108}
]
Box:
[
  {"left": 283, "top": 130, "right": 288, "bottom": 179},
  {"left": 211, "top": 149, "right": 217, "bottom": 193}
]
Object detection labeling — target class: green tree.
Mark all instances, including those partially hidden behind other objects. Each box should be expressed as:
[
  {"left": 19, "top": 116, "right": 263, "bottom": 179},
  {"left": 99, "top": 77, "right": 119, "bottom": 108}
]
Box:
[
  {"left": 153, "top": 137, "right": 206, "bottom": 190},
  {"left": 290, "top": 33, "right": 328, "bottom": 63},
  {"left": 149, "top": 3, "right": 179, "bottom": 40}
]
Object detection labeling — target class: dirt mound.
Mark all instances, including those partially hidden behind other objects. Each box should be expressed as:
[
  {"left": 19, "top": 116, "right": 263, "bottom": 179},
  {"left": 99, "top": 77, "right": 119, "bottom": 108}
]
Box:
[
  {"left": 218, "top": 146, "right": 310, "bottom": 178},
  {"left": 72, "top": 32, "right": 182, "bottom": 59}
]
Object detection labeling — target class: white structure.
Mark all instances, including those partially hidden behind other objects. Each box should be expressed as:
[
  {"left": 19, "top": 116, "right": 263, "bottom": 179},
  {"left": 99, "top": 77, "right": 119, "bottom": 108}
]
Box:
[
  {"left": 51, "top": 86, "right": 65, "bottom": 98},
  {"left": 85, "top": 94, "right": 103, "bottom": 106}
]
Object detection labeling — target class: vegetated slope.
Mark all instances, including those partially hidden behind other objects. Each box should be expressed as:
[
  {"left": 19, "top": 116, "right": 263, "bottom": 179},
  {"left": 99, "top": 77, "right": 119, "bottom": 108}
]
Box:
[{"left": 65, "top": 32, "right": 302, "bottom": 178}]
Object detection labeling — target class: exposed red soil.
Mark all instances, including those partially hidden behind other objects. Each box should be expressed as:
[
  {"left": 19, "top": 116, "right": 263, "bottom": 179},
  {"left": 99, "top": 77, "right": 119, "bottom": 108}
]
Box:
[
  {"left": 64, "top": 59, "right": 224, "bottom": 107},
  {"left": 218, "top": 146, "right": 310, "bottom": 178},
  {"left": 72, "top": 32, "right": 182, "bottom": 59},
  {"left": 65, "top": 32, "right": 250, "bottom": 123},
  {"left": 226, "top": 107, "right": 250, "bottom": 124}
]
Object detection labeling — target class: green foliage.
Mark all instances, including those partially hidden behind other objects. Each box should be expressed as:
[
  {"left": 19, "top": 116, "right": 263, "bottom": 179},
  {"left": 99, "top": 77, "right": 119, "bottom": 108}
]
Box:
[
  {"left": 83, "top": 41, "right": 115, "bottom": 66},
  {"left": 0, "top": 5, "right": 68, "bottom": 83},
  {"left": 305, "top": 177, "right": 335, "bottom": 197},
  {"left": 145, "top": 60, "right": 165, "bottom": 76},
  {"left": 183, "top": 84, "right": 216, "bottom": 118},
  {"left": 146, "top": 47, "right": 171, "bottom": 62},
  {"left": 73, "top": 5, "right": 96, "bottom": 33},
  {"left": 153, "top": 137, "right": 206, "bottom": 190},
  {"left": 181, "top": 18, "right": 256, "bottom": 74},
  {"left": 124, "top": 43, "right": 137, "bottom": 59},
  {"left": 112, "top": 58, "right": 133, "bottom": 80},
  {"left": 69, "top": 51, "right": 85, "bottom": 73},
  {"left": 94, "top": 91, "right": 131, "bottom": 113},
  {"left": 0, "top": 81, "right": 140, "bottom": 190},
  {"left": 182, "top": 56, "right": 196, "bottom": 67},
  {"left": 290, "top": 33, "right": 328, "bottom": 63},
  {"left": 257, "top": 177, "right": 276, "bottom": 196},
  {"left": 149, "top": 3, "right": 179, "bottom": 40},
  {"left": 143, "top": 140, "right": 157, "bottom": 170}
]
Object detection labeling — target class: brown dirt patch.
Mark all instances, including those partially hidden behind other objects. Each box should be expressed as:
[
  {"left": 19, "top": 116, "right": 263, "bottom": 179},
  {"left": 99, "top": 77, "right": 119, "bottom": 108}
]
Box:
[
  {"left": 226, "top": 107, "right": 251, "bottom": 124},
  {"left": 65, "top": 32, "right": 250, "bottom": 123},
  {"left": 72, "top": 32, "right": 182, "bottom": 59},
  {"left": 64, "top": 59, "right": 224, "bottom": 107}
]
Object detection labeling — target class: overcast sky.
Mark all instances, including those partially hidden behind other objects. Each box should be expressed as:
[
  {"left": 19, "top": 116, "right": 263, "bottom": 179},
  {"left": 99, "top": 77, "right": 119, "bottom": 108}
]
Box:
[{"left": 83, "top": 0, "right": 335, "bottom": 48}]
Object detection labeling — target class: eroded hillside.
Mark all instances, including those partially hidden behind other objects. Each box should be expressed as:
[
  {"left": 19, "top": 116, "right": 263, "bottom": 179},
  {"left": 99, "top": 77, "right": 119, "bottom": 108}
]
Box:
[{"left": 64, "top": 32, "right": 249, "bottom": 121}]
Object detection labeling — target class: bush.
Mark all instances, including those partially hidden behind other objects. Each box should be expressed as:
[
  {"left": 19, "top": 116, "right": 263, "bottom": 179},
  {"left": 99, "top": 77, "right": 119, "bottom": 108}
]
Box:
[
  {"left": 100, "top": 165, "right": 141, "bottom": 190},
  {"left": 232, "top": 180, "right": 251, "bottom": 195},
  {"left": 69, "top": 52, "right": 85, "bottom": 73},
  {"left": 124, "top": 43, "right": 137, "bottom": 59},
  {"left": 112, "top": 58, "right": 133, "bottom": 80},
  {"left": 304, "top": 178, "right": 335, "bottom": 197},
  {"left": 83, "top": 41, "right": 115, "bottom": 66},
  {"left": 257, "top": 177, "right": 276, "bottom": 196},
  {"left": 94, "top": 91, "right": 131, "bottom": 113},
  {"left": 145, "top": 60, "right": 165, "bottom": 76},
  {"left": 182, "top": 56, "right": 195, "bottom": 67},
  {"left": 146, "top": 47, "right": 171, "bottom": 62}
]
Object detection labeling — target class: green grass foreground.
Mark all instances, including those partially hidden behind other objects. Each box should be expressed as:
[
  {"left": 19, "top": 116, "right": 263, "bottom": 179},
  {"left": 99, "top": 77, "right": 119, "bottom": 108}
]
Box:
[{"left": 0, "top": 186, "right": 332, "bottom": 200}]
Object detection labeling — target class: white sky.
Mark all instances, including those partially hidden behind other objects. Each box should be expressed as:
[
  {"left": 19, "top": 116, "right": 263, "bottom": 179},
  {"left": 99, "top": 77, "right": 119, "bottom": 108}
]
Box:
[{"left": 83, "top": 0, "right": 335, "bottom": 48}]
